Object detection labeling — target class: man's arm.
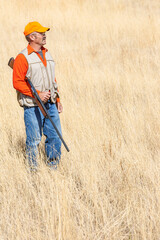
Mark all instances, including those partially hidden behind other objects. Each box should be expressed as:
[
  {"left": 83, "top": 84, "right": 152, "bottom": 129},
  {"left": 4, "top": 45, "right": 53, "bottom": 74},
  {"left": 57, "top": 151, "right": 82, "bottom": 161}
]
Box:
[{"left": 13, "top": 54, "right": 36, "bottom": 97}]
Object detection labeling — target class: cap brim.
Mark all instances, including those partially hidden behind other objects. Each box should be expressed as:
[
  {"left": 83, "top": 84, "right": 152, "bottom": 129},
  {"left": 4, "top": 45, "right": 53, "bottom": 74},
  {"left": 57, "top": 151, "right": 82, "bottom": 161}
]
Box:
[{"left": 37, "top": 27, "right": 50, "bottom": 33}]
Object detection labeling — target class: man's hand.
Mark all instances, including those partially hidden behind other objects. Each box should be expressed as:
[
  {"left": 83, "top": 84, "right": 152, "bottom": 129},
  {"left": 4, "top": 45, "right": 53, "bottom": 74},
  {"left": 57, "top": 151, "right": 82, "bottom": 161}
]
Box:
[
  {"left": 56, "top": 102, "right": 63, "bottom": 113},
  {"left": 39, "top": 91, "right": 51, "bottom": 103}
]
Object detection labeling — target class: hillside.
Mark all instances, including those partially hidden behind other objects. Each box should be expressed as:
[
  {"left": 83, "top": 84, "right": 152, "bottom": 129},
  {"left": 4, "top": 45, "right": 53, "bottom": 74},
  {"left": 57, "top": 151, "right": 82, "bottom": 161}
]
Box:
[{"left": 0, "top": 0, "right": 160, "bottom": 239}]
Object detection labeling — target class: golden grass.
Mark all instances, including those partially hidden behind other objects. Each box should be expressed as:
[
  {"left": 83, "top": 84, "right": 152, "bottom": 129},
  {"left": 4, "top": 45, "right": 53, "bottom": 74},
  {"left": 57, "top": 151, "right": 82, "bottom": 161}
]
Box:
[{"left": 1, "top": 0, "right": 160, "bottom": 239}]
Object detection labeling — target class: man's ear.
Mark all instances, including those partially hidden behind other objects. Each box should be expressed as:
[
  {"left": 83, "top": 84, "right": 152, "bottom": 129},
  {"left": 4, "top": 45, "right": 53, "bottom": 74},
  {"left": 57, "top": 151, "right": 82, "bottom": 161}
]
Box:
[{"left": 30, "top": 34, "right": 36, "bottom": 41}]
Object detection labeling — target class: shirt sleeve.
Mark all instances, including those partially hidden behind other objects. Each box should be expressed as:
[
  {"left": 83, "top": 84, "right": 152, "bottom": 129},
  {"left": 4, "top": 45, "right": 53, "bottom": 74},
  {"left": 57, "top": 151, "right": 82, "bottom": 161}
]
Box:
[
  {"left": 55, "top": 78, "right": 60, "bottom": 102},
  {"left": 13, "top": 54, "right": 40, "bottom": 97}
]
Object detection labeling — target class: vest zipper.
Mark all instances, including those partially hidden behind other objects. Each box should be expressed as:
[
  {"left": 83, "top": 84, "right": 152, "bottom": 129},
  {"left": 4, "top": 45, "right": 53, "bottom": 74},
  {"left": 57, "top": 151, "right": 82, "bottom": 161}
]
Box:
[
  {"left": 45, "top": 62, "right": 51, "bottom": 91},
  {"left": 39, "top": 63, "right": 46, "bottom": 91}
]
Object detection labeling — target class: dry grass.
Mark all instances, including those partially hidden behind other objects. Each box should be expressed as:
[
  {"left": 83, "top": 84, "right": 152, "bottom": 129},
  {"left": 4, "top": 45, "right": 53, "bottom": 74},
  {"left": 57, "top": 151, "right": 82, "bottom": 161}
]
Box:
[{"left": 0, "top": 0, "right": 160, "bottom": 239}]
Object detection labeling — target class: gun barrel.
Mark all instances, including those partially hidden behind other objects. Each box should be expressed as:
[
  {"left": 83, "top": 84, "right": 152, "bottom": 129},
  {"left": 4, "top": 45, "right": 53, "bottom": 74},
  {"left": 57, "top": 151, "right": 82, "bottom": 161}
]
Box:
[{"left": 27, "top": 79, "right": 70, "bottom": 152}]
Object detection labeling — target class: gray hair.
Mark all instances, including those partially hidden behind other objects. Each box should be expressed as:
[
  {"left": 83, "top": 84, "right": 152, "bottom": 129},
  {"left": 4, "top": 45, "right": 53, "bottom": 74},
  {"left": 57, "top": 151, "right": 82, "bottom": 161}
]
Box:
[{"left": 25, "top": 32, "right": 37, "bottom": 42}]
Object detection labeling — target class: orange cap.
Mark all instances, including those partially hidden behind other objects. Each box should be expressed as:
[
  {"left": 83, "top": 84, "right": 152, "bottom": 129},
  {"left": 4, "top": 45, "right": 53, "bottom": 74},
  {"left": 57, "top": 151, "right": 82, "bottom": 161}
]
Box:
[{"left": 24, "top": 21, "right": 50, "bottom": 36}]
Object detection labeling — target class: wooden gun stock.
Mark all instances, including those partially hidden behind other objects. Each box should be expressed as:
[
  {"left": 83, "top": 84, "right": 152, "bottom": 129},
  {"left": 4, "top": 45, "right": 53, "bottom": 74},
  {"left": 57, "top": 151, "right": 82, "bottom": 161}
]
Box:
[{"left": 8, "top": 57, "right": 14, "bottom": 69}]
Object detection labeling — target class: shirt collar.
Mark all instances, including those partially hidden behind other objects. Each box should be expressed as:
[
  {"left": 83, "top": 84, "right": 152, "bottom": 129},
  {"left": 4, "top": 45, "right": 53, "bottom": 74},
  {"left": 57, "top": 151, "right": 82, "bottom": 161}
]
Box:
[{"left": 27, "top": 44, "right": 48, "bottom": 54}]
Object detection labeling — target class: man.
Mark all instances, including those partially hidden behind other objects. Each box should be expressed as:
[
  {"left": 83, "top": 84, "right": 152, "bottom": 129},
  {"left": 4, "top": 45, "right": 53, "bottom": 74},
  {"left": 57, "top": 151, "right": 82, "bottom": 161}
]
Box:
[{"left": 13, "top": 21, "right": 63, "bottom": 170}]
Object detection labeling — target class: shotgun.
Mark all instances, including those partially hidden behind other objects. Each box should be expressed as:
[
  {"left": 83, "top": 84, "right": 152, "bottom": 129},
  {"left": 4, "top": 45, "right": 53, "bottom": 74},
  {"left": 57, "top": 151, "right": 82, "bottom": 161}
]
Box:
[{"left": 8, "top": 57, "right": 70, "bottom": 152}]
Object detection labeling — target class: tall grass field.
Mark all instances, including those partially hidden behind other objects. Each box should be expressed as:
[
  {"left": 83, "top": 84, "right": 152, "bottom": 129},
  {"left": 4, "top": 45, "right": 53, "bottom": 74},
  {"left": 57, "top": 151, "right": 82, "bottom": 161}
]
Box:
[{"left": 0, "top": 0, "right": 160, "bottom": 239}]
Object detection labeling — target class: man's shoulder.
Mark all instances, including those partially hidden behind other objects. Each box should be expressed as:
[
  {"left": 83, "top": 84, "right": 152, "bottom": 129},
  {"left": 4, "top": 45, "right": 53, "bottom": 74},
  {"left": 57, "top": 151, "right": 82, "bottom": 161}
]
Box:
[
  {"left": 15, "top": 47, "right": 28, "bottom": 60},
  {"left": 14, "top": 49, "right": 28, "bottom": 68},
  {"left": 19, "top": 47, "right": 28, "bottom": 56}
]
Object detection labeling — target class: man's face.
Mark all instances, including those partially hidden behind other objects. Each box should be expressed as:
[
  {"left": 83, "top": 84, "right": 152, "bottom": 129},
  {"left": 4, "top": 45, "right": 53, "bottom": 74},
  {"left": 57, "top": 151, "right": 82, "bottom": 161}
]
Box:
[{"left": 32, "top": 32, "right": 46, "bottom": 46}]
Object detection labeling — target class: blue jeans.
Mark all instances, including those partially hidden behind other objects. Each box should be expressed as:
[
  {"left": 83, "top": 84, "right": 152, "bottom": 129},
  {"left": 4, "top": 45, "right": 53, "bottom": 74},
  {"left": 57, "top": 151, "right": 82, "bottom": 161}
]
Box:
[{"left": 24, "top": 103, "right": 62, "bottom": 167}]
